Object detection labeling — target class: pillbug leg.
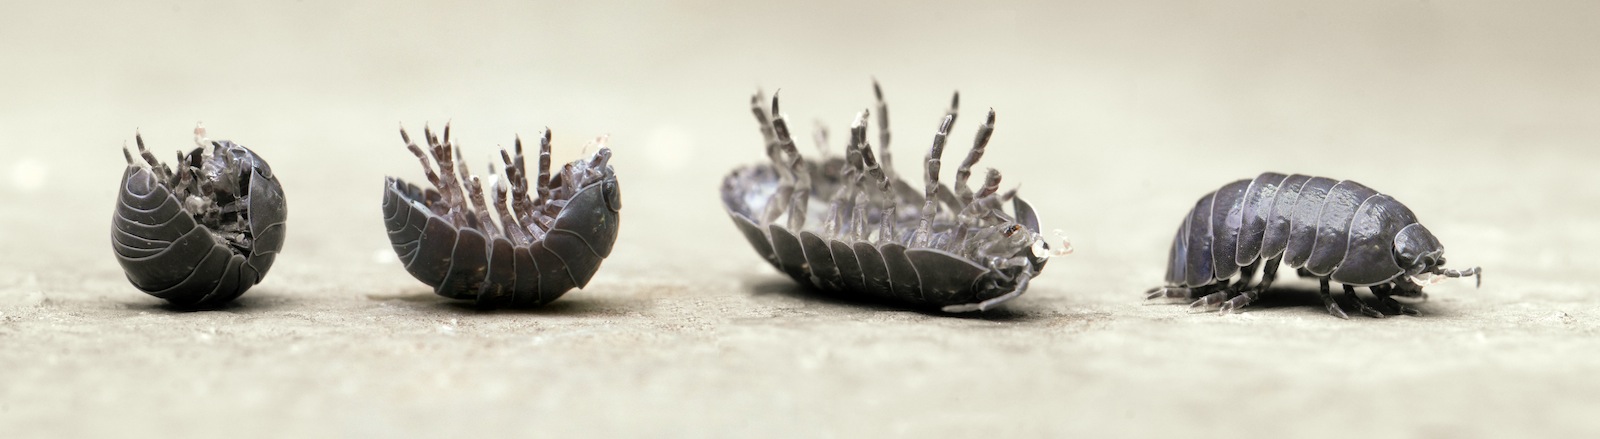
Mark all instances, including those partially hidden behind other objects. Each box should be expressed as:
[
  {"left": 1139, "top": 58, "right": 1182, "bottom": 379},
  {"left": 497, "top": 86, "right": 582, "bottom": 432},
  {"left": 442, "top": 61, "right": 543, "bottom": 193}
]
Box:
[
  {"left": 498, "top": 143, "right": 533, "bottom": 243},
  {"left": 457, "top": 158, "right": 501, "bottom": 240},
  {"left": 488, "top": 163, "right": 529, "bottom": 244},
  {"left": 953, "top": 169, "right": 1003, "bottom": 245},
  {"left": 867, "top": 83, "right": 900, "bottom": 244},
  {"left": 877, "top": 203, "right": 897, "bottom": 245},
  {"left": 428, "top": 124, "right": 473, "bottom": 225},
  {"left": 1372, "top": 285, "right": 1422, "bottom": 316},
  {"left": 1219, "top": 289, "right": 1260, "bottom": 315},
  {"left": 953, "top": 109, "right": 996, "bottom": 206},
  {"left": 832, "top": 150, "right": 860, "bottom": 238},
  {"left": 850, "top": 193, "right": 870, "bottom": 241},
  {"left": 1145, "top": 286, "right": 1192, "bottom": 300},
  {"left": 534, "top": 129, "right": 554, "bottom": 210},
  {"left": 1219, "top": 263, "right": 1260, "bottom": 313},
  {"left": 1255, "top": 257, "right": 1282, "bottom": 292},
  {"left": 133, "top": 132, "right": 172, "bottom": 181},
  {"left": 1226, "top": 258, "right": 1282, "bottom": 314},
  {"left": 502, "top": 141, "right": 525, "bottom": 213},
  {"left": 400, "top": 127, "right": 444, "bottom": 200},
  {"left": 942, "top": 269, "right": 1032, "bottom": 313},
  {"left": 1343, "top": 284, "right": 1387, "bottom": 318},
  {"left": 767, "top": 94, "right": 810, "bottom": 230},
  {"left": 911, "top": 113, "right": 955, "bottom": 247},
  {"left": 1189, "top": 281, "right": 1231, "bottom": 309},
  {"left": 1189, "top": 294, "right": 1229, "bottom": 310},
  {"left": 824, "top": 112, "right": 870, "bottom": 237},
  {"left": 872, "top": 79, "right": 894, "bottom": 180},
  {"left": 854, "top": 123, "right": 890, "bottom": 242},
  {"left": 752, "top": 90, "right": 779, "bottom": 159},
  {"left": 851, "top": 116, "right": 894, "bottom": 243},
  {"left": 1229, "top": 262, "right": 1259, "bottom": 293},
  {"left": 751, "top": 92, "right": 789, "bottom": 227},
  {"left": 1319, "top": 278, "right": 1350, "bottom": 319},
  {"left": 910, "top": 93, "right": 959, "bottom": 247},
  {"left": 523, "top": 130, "right": 558, "bottom": 237}
]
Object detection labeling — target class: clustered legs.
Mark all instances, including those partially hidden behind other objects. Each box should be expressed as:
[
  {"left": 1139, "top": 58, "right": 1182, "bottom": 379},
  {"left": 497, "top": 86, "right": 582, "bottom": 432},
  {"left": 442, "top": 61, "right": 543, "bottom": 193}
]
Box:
[
  {"left": 122, "top": 125, "right": 255, "bottom": 254},
  {"left": 398, "top": 123, "right": 611, "bottom": 247},
  {"left": 1146, "top": 259, "right": 1447, "bottom": 318},
  {"left": 747, "top": 84, "right": 1031, "bottom": 259}
]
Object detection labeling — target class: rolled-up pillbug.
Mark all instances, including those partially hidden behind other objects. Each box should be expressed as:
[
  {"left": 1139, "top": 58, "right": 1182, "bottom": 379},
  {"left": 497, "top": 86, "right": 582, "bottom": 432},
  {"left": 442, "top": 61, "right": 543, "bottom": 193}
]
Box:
[
  {"left": 112, "top": 125, "right": 287, "bottom": 307},
  {"left": 382, "top": 123, "right": 620, "bottom": 307},
  {"left": 721, "top": 82, "right": 1069, "bottom": 313},
  {"left": 1145, "top": 172, "right": 1481, "bottom": 318}
]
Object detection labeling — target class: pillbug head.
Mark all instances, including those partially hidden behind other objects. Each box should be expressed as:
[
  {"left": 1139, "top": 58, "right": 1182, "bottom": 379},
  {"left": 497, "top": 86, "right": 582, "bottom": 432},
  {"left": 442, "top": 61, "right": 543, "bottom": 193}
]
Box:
[
  {"left": 1393, "top": 223, "right": 1445, "bottom": 278},
  {"left": 1394, "top": 223, "right": 1482, "bottom": 288}
]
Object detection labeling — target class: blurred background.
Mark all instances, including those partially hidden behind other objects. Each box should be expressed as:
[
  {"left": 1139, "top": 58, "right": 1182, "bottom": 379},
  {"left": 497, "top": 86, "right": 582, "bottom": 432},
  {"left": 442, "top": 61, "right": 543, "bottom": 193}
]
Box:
[
  {"left": 3, "top": 0, "right": 1596, "bottom": 284},
  {"left": 2, "top": 1, "right": 1597, "bottom": 437}
]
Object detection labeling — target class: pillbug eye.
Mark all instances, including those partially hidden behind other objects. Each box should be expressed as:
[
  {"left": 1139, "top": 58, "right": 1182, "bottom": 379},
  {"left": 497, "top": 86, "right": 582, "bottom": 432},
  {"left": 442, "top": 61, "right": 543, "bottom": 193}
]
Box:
[{"left": 1003, "top": 224, "right": 1021, "bottom": 237}]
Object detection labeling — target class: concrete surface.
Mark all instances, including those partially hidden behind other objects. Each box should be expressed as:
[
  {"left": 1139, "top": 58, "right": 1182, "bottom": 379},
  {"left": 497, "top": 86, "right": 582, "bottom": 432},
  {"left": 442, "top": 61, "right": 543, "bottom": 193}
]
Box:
[{"left": 2, "top": 1, "right": 1599, "bottom": 437}]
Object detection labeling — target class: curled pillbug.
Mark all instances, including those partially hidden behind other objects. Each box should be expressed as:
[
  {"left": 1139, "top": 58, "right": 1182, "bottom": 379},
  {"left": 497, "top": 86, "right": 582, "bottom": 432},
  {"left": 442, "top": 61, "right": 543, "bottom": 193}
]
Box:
[
  {"left": 721, "top": 82, "right": 1069, "bottom": 313},
  {"left": 112, "top": 125, "right": 287, "bottom": 307},
  {"left": 1145, "top": 172, "right": 1482, "bottom": 318},
  {"left": 382, "top": 123, "right": 621, "bottom": 307}
]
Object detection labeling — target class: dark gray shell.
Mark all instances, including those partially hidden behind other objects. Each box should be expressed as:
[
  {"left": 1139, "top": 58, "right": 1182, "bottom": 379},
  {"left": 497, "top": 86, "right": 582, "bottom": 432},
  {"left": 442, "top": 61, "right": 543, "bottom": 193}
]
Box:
[
  {"left": 381, "top": 176, "right": 620, "bottom": 306},
  {"left": 722, "top": 159, "right": 1049, "bottom": 312},
  {"left": 1161, "top": 172, "right": 1419, "bottom": 288},
  {"left": 381, "top": 127, "right": 620, "bottom": 307},
  {"left": 726, "top": 85, "right": 1053, "bottom": 313},
  {"left": 111, "top": 140, "right": 287, "bottom": 306}
]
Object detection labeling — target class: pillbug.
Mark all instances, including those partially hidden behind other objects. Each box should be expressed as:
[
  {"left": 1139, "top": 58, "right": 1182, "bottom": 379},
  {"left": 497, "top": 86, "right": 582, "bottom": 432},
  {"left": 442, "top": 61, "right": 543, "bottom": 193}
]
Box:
[
  {"left": 382, "top": 123, "right": 621, "bottom": 307},
  {"left": 112, "top": 125, "right": 287, "bottom": 307},
  {"left": 1145, "top": 172, "right": 1481, "bottom": 318},
  {"left": 722, "top": 82, "right": 1069, "bottom": 313}
]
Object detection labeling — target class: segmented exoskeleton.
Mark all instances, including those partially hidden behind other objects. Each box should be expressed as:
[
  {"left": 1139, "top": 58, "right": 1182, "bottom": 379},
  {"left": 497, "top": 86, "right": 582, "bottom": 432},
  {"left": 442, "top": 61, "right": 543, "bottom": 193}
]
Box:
[
  {"left": 382, "top": 124, "right": 621, "bottom": 307},
  {"left": 1146, "top": 172, "right": 1481, "bottom": 318},
  {"left": 722, "top": 82, "right": 1068, "bottom": 313},
  {"left": 112, "top": 125, "right": 287, "bottom": 307}
]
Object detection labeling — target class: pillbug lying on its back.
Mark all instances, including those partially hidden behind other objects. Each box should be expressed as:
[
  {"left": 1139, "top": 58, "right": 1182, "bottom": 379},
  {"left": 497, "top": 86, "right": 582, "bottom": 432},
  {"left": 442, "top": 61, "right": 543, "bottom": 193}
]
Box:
[
  {"left": 112, "top": 125, "right": 287, "bottom": 307},
  {"left": 1146, "top": 172, "right": 1481, "bottom": 318},
  {"left": 383, "top": 123, "right": 621, "bottom": 307},
  {"left": 722, "top": 82, "right": 1069, "bottom": 313}
]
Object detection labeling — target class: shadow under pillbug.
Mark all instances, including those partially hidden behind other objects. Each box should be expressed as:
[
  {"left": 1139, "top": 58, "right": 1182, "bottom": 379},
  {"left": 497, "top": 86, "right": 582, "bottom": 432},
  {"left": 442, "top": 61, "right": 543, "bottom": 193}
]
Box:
[
  {"left": 1145, "top": 172, "right": 1481, "bottom": 318},
  {"left": 112, "top": 126, "right": 287, "bottom": 307},
  {"left": 721, "top": 82, "right": 1069, "bottom": 313},
  {"left": 383, "top": 124, "right": 621, "bottom": 307}
]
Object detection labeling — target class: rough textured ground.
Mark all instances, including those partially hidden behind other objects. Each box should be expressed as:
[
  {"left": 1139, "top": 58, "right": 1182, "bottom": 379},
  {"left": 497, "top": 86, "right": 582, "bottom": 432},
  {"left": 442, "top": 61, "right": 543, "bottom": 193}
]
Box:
[{"left": 3, "top": 2, "right": 1598, "bottom": 438}]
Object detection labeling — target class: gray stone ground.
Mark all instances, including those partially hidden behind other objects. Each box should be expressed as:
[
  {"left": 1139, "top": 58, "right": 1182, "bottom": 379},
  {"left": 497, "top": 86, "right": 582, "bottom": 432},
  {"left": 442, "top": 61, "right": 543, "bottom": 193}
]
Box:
[{"left": 3, "top": 2, "right": 1599, "bottom": 438}]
